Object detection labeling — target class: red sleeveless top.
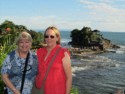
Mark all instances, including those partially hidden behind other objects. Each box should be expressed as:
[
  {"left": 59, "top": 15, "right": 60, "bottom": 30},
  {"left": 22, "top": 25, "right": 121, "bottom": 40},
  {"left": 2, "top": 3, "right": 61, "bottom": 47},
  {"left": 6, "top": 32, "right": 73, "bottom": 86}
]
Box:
[{"left": 35, "top": 45, "right": 69, "bottom": 94}]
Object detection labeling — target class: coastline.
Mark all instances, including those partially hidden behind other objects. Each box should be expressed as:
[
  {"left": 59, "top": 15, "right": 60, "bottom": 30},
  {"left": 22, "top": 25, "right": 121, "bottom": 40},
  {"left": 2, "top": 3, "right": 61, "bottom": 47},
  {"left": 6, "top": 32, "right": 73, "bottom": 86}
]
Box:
[{"left": 68, "top": 48, "right": 106, "bottom": 57}]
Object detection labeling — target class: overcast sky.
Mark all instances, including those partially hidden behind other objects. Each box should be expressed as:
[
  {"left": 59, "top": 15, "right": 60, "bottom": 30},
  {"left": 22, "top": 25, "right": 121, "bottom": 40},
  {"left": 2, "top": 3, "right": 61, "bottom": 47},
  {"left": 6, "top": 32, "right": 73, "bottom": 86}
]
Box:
[{"left": 0, "top": 0, "right": 125, "bottom": 32}]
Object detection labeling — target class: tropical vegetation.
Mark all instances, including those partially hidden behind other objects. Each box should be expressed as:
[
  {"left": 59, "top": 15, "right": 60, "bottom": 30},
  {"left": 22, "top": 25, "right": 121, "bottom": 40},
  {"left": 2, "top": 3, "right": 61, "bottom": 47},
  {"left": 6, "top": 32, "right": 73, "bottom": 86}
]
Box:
[{"left": 0, "top": 20, "right": 44, "bottom": 49}]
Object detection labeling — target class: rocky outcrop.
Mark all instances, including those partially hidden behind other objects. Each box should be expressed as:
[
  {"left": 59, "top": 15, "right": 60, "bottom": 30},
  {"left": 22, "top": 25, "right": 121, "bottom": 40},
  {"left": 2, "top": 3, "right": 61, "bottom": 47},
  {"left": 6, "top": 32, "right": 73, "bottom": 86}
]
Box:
[
  {"left": 102, "top": 38, "right": 120, "bottom": 49},
  {"left": 68, "top": 38, "right": 120, "bottom": 57}
]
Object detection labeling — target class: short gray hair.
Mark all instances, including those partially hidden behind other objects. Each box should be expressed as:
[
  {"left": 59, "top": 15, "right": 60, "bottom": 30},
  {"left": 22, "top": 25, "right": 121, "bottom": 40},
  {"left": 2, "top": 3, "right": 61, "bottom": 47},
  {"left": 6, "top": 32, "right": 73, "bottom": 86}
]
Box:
[{"left": 16, "top": 31, "right": 32, "bottom": 45}]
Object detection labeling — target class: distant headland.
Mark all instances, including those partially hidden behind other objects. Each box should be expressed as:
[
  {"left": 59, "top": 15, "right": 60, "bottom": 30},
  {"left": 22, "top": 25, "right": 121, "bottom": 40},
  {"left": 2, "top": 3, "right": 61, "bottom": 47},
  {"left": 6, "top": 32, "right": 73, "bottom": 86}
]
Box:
[{"left": 67, "top": 27, "right": 120, "bottom": 56}]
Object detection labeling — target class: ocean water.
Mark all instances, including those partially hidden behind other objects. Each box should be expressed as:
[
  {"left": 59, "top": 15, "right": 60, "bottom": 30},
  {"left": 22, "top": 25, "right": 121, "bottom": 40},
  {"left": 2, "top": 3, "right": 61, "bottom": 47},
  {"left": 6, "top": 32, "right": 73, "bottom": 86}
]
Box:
[{"left": 60, "top": 31, "right": 125, "bottom": 94}]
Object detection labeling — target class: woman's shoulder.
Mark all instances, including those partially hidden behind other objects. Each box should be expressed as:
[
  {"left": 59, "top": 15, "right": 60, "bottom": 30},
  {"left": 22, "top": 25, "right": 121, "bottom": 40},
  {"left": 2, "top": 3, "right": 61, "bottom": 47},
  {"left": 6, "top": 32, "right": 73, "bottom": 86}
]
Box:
[
  {"left": 37, "top": 47, "right": 46, "bottom": 52},
  {"left": 7, "top": 50, "right": 16, "bottom": 61},
  {"left": 59, "top": 47, "right": 70, "bottom": 56},
  {"left": 60, "top": 47, "right": 69, "bottom": 52},
  {"left": 36, "top": 47, "right": 46, "bottom": 56},
  {"left": 2, "top": 50, "right": 16, "bottom": 66},
  {"left": 8, "top": 50, "right": 16, "bottom": 56},
  {"left": 30, "top": 51, "right": 37, "bottom": 59}
]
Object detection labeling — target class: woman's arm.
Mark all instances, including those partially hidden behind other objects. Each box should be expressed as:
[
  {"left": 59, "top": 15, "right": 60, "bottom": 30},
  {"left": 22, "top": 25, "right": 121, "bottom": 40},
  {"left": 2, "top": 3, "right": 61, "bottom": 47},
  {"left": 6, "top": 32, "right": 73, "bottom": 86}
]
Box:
[
  {"left": 2, "top": 74, "right": 20, "bottom": 94},
  {"left": 62, "top": 52, "right": 72, "bottom": 94}
]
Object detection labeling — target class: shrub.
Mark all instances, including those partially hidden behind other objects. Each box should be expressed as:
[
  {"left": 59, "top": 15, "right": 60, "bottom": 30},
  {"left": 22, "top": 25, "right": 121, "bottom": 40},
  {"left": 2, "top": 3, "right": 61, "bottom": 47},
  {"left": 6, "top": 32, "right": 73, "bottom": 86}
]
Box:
[{"left": 70, "top": 87, "right": 79, "bottom": 94}]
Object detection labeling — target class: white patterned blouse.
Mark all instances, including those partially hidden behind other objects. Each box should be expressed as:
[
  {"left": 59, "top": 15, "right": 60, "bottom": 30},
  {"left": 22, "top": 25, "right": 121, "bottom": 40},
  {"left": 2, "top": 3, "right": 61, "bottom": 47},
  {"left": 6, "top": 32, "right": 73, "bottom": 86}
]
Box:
[{"left": 1, "top": 50, "right": 38, "bottom": 94}]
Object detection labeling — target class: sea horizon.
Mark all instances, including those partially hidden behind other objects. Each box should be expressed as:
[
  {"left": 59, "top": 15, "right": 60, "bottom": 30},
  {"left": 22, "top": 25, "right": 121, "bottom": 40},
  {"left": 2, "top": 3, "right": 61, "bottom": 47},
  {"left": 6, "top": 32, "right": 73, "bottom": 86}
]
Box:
[{"left": 34, "top": 29, "right": 125, "bottom": 33}]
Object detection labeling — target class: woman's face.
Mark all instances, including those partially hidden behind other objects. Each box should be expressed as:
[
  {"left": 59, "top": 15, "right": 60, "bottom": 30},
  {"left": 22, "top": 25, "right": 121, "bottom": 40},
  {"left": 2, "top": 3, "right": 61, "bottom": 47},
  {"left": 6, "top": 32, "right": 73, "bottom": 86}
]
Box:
[
  {"left": 45, "top": 29, "right": 58, "bottom": 47},
  {"left": 18, "top": 38, "right": 31, "bottom": 52}
]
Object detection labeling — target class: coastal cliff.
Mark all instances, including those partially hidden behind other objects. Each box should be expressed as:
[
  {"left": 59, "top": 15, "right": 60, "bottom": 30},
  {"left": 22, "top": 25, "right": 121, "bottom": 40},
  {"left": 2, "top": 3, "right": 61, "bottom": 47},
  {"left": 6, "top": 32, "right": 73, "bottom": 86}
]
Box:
[{"left": 68, "top": 27, "right": 120, "bottom": 56}]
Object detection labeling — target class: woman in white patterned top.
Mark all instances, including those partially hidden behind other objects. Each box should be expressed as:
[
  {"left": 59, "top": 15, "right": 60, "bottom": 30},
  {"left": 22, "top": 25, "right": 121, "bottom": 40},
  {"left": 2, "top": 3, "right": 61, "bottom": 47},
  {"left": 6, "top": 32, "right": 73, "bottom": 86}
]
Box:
[{"left": 1, "top": 31, "right": 38, "bottom": 94}]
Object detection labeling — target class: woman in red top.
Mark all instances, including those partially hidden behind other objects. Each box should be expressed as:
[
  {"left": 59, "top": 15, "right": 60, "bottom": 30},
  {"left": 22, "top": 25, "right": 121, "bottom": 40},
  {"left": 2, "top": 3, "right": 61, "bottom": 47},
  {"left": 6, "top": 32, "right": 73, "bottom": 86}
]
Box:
[{"left": 35, "top": 26, "right": 72, "bottom": 94}]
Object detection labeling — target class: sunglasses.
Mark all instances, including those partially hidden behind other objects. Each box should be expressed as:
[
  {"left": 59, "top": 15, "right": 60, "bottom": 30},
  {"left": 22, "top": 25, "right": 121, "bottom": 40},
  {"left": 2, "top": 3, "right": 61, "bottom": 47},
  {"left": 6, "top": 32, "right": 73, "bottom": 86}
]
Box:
[{"left": 44, "top": 35, "right": 55, "bottom": 39}]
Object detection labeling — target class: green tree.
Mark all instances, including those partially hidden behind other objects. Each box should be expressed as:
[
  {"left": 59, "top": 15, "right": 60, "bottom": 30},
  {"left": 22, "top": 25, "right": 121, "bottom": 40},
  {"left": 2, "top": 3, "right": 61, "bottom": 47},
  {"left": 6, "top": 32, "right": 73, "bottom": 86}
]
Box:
[
  {"left": 29, "top": 30, "right": 43, "bottom": 49},
  {"left": 0, "top": 20, "right": 44, "bottom": 49},
  {"left": 70, "top": 26, "right": 104, "bottom": 49}
]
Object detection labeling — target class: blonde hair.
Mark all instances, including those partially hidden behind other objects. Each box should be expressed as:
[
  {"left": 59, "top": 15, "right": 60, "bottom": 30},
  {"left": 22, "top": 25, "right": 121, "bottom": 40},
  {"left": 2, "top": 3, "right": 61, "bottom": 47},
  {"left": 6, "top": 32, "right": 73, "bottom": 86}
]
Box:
[
  {"left": 44, "top": 26, "right": 61, "bottom": 44},
  {"left": 16, "top": 31, "right": 32, "bottom": 45}
]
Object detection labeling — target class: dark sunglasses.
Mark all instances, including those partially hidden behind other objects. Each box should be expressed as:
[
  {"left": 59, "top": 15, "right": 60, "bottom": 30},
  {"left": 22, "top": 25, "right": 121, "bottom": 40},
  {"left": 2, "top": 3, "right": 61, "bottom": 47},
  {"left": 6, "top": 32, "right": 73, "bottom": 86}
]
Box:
[{"left": 44, "top": 35, "right": 55, "bottom": 39}]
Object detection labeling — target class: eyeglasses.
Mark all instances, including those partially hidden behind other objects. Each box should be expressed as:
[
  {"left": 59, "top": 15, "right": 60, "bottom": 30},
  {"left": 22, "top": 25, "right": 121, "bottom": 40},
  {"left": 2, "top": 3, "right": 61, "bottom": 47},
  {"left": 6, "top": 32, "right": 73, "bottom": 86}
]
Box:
[{"left": 44, "top": 35, "right": 55, "bottom": 39}]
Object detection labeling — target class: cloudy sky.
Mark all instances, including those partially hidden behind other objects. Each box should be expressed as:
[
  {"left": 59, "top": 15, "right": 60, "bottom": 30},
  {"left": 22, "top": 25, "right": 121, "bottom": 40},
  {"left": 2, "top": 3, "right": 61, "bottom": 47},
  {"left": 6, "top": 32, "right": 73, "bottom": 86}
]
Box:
[{"left": 0, "top": 0, "right": 125, "bottom": 32}]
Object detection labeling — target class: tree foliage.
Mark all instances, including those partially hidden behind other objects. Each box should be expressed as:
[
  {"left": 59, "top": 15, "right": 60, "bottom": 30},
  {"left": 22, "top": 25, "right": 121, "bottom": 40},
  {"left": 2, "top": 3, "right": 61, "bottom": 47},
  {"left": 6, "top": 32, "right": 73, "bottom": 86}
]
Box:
[
  {"left": 70, "top": 27, "right": 104, "bottom": 49},
  {"left": 0, "top": 20, "right": 43, "bottom": 49}
]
